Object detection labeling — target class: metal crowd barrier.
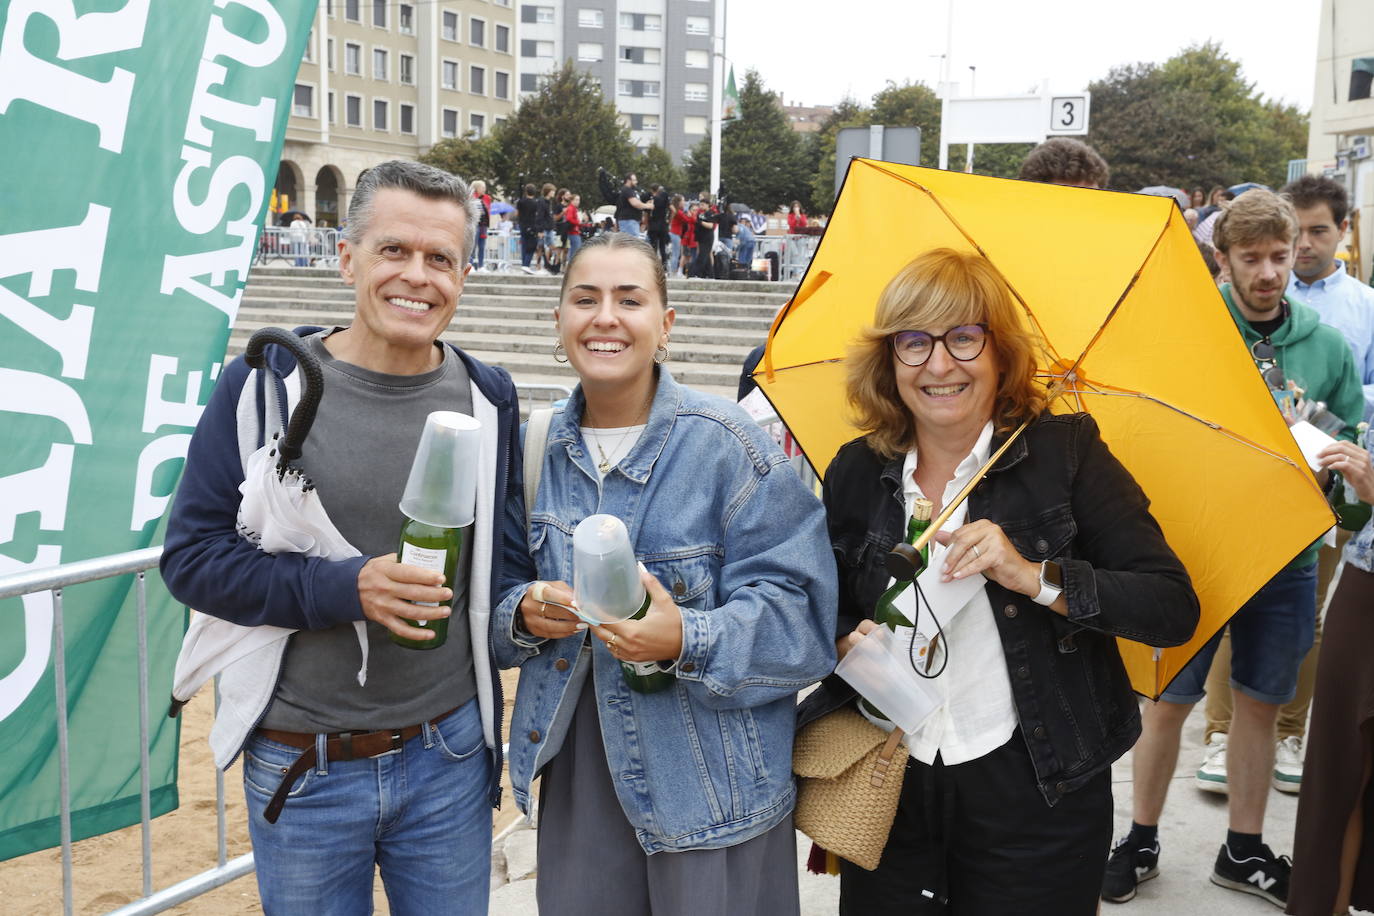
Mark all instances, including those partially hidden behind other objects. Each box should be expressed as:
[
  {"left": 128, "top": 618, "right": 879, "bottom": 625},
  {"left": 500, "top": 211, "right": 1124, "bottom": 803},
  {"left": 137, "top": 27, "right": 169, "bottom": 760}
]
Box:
[
  {"left": 753, "top": 233, "right": 821, "bottom": 283},
  {"left": 255, "top": 226, "right": 340, "bottom": 268}
]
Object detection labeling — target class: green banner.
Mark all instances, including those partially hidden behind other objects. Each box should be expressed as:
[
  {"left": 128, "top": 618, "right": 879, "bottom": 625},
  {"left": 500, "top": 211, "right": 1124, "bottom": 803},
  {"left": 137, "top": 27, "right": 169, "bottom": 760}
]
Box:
[{"left": 0, "top": 0, "right": 314, "bottom": 860}]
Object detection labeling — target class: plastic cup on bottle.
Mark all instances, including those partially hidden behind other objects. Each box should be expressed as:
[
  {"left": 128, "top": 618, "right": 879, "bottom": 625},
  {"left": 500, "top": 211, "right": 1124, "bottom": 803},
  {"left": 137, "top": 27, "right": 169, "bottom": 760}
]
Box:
[
  {"left": 836, "top": 626, "right": 940, "bottom": 733},
  {"left": 399, "top": 411, "right": 481, "bottom": 527},
  {"left": 572, "top": 514, "right": 646, "bottom": 625}
]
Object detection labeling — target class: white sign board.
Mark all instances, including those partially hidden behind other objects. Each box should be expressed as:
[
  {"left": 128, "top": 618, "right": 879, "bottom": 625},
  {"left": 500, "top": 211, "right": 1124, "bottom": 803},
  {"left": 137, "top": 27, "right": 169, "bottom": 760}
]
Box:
[
  {"left": 1048, "top": 94, "right": 1091, "bottom": 134},
  {"left": 938, "top": 89, "right": 1092, "bottom": 168}
]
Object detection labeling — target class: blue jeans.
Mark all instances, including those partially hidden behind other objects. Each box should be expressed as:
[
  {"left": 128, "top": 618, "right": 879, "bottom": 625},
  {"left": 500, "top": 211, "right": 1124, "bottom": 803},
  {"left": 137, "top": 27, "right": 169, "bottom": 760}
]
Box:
[
  {"left": 737, "top": 235, "right": 755, "bottom": 269},
  {"left": 471, "top": 229, "right": 486, "bottom": 269},
  {"left": 618, "top": 218, "right": 640, "bottom": 236},
  {"left": 1161, "top": 561, "right": 1317, "bottom": 705},
  {"left": 567, "top": 233, "right": 581, "bottom": 260},
  {"left": 669, "top": 232, "right": 682, "bottom": 273},
  {"left": 242, "top": 698, "right": 492, "bottom": 915},
  {"left": 520, "top": 231, "right": 538, "bottom": 267}
]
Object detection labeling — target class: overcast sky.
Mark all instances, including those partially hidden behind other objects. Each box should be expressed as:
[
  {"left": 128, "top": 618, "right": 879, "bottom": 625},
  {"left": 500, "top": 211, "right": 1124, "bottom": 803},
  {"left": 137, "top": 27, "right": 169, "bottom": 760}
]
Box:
[{"left": 727, "top": 0, "right": 1323, "bottom": 112}]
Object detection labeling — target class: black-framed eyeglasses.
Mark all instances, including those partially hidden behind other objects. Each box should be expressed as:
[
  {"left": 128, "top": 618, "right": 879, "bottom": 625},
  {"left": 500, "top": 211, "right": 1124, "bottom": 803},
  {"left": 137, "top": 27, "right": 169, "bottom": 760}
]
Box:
[
  {"left": 891, "top": 324, "right": 990, "bottom": 367},
  {"left": 1251, "top": 338, "right": 1286, "bottom": 389}
]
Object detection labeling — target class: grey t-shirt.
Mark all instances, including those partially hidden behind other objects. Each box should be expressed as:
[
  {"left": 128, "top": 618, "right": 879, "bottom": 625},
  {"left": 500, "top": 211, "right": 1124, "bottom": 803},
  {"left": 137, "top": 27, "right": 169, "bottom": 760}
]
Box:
[{"left": 260, "top": 330, "right": 477, "bottom": 733}]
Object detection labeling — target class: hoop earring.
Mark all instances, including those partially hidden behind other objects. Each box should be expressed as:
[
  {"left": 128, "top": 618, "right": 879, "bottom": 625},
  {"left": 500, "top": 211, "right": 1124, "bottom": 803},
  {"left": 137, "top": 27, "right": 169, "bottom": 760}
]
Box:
[
  {"left": 654, "top": 345, "right": 669, "bottom": 364},
  {"left": 553, "top": 341, "right": 569, "bottom": 364}
]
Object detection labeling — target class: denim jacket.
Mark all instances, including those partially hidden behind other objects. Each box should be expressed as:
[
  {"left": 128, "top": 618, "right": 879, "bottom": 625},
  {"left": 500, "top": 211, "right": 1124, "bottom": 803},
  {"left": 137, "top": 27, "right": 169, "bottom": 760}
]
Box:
[
  {"left": 798, "top": 412, "right": 1200, "bottom": 805},
  {"left": 494, "top": 370, "right": 837, "bottom": 853}
]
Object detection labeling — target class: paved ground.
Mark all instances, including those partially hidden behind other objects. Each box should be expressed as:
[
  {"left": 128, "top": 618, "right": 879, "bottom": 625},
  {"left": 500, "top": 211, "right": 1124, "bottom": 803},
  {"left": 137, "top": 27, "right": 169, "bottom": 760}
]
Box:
[{"left": 492, "top": 701, "right": 1321, "bottom": 914}]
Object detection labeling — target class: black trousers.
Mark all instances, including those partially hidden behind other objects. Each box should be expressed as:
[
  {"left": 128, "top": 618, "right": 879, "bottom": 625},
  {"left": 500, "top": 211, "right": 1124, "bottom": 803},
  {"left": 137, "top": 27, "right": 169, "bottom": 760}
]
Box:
[
  {"left": 839, "top": 730, "right": 1112, "bottom": 916},
  {"left": 647, "top": 227, "right": 669, "bottom": 264}
]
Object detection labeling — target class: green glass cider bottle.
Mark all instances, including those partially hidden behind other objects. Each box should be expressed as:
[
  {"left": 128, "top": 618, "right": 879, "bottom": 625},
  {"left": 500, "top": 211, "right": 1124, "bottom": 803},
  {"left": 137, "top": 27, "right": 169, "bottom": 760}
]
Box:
[
  {"left": 389, "top": 517, "right": 467, "bottom": 650},
  {"left": 619, "top": 589, "right": 676, "bottom": 694},
  {"left": 861, "top": 497, "right": 933, "bottom": 720}
]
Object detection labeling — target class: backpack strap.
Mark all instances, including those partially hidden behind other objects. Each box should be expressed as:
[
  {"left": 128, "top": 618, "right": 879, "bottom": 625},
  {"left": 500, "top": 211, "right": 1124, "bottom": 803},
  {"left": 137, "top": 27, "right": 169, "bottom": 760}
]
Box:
[{"left": 523, "top": 407, "right": 556, "bottom": 537}]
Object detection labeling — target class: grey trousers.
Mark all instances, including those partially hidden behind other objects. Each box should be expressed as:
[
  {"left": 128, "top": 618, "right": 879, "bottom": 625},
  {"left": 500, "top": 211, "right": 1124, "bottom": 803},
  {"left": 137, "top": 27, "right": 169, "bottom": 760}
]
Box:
[{"left": 535, "top": 677, "right": 800, "bottom": 916}]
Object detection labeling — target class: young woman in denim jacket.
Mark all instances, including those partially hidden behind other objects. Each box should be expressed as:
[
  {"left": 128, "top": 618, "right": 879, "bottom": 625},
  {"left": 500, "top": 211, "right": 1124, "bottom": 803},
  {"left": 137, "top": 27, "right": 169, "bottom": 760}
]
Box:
[
  {"left": 796, "top": 248, "right": 1199, "bottom": 915},
  {"left": 493, "top": 233, "right": 837, "bottom": 915}
]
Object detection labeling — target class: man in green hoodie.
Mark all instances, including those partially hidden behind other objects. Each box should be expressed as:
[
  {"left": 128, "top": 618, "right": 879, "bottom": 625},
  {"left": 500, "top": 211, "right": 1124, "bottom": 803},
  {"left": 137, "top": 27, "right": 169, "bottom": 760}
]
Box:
[{"left": 1103, "top": 190, "right": 1363, "bottom": 908}]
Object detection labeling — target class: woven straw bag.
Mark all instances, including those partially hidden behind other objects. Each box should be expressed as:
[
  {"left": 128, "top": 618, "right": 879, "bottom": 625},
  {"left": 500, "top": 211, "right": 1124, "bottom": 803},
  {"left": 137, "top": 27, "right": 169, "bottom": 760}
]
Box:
[{"left": 793, "top": 705, "right": 908, "bottom": 871}]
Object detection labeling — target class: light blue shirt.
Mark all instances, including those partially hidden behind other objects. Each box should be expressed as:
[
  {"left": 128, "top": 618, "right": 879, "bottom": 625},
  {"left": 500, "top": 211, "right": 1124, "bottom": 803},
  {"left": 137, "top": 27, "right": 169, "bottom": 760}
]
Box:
[{"left": 1289, "top": 267, "right": 1374, "bottom": 417}]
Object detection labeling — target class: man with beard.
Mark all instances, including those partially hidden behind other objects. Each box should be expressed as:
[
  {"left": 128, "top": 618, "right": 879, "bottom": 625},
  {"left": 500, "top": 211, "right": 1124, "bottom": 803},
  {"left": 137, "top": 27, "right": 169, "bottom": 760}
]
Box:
[{"left": 1103, "top": 190, "right": 1363, "bottom": 909}]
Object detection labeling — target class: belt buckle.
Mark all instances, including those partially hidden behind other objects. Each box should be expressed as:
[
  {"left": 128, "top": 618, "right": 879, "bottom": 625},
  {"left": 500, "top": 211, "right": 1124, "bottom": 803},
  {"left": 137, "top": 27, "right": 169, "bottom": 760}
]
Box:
[{"left": 388, "top": 730, "right": 403, "bottom": 754}]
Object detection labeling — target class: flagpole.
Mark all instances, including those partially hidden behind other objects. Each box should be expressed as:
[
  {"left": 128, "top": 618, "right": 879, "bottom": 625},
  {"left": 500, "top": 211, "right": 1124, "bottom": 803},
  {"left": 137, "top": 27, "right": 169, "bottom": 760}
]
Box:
[{"left": 709, "top": 0, "right": 726, "bottom": 199}]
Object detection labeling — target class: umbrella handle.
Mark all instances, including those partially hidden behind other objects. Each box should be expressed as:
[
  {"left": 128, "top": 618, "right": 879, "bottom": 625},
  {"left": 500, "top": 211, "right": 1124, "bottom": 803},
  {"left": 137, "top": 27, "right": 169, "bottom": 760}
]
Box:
[{"left": 244, "top": 327, "right": 324, "bottom": 468}]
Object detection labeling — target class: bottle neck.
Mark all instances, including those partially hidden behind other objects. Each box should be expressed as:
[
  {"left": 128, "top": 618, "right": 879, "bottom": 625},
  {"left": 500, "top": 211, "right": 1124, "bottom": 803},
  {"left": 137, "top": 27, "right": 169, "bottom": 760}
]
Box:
[{"left": 629, "top": 590, "right": 652, "bottom": 620}]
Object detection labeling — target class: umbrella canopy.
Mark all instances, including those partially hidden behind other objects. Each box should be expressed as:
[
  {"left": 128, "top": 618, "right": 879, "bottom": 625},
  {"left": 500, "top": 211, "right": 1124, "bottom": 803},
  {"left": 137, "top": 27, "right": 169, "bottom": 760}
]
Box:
[
  {"left": 754, "top": 158, "right": 1334, "bottom": 698},
  {"left": 490, "top": 201, "right": 515, "bottom": 215},
  {"left": 1227, "top": 182, "right": 1269, "bottom": 198},
  {"left": 1137, "top": 186, "right": 1189, "bottom": 210},
  {"left": 170, "top": 329, "right": 368, "bottom": 714}
]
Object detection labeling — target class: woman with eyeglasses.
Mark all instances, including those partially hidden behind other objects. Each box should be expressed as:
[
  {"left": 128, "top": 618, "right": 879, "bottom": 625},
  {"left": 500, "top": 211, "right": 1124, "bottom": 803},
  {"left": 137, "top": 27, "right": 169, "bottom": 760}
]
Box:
[{"left": 796, "top": 248, "right": 1199, "bottom": 915}]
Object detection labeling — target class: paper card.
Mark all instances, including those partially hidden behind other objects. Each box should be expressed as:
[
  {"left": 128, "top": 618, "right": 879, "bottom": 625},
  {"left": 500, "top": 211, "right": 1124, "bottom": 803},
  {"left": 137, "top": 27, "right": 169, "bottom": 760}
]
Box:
[
  {"left": 888, "top": 546, "right": 988, "bottom": 638},
  {"left": 1289, "top": 420, "right": 1337, "bottom": 472}
]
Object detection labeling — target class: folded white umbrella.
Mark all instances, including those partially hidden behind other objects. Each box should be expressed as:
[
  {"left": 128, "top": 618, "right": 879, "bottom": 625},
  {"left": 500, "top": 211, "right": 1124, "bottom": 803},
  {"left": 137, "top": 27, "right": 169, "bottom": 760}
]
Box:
[{"left": 169, "top": 329, "right": 369, "bottom": 715}]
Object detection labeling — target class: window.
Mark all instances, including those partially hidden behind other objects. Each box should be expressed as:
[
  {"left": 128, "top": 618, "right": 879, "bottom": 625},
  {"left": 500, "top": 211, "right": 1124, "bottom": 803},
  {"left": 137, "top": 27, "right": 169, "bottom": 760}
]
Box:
[
  {"left": 442, "top": 60, "right": 459, "bottom": 90},
  {"left": 642, "top": 81, "right": 659, "bottom": 97},
  {"left": 373, "top": 48, "right": 388, "bottom": 81},
  {"left": 495, "top": 71, "right": 510, "bottom": 99},
  {"left": 470, "top": 113, "right": 486, "bottom": 138},
  {"left": 521, "top": 5, "right": 554, "bottom": 24},
  {"left": 326, "top": 37, "right": 335, "bottom": 71},
  {"left": 686, "top": 16, "right": 709, "bottom": 35},
  {"left": 618, "top": 12, "right": 660, "bottom": 31},
  {"left": 629, "top": 113, "right": 659, "bottom": 131},
  {"left": 345, "top": 93, "right": 362, "bottom": 127},
  {"left": 1353, "top": 58, "right": 1374, "bottom": 101},
  {"left": 578, "top": 8, "right": 602, "bottom": 28},
  {"left": 303, "top": 30, "right": 315, "bottom": 62},
  {"left": 495, "top": 24, "right": 510, "bottom": 53},
  {"left": 344, "top": 42, "right": 361, "bottom": 76},
  {"left": 469, "top": 17, "right": 485, "bottom": 47},
  {"left": 521, "top": 40, "right": 553, "bottom": 58},
  {"left": 399, "top": 4, "right": 414, "bottom": 34},
  {"left": 520, "top": 73, "right": 538, "bottom": 92},
  {"left": 577, "top": 42, "right": 603, "bottom": 62},
  {"left": 617, "top": 79, "right": 632, "bottom": 96},
  {"left": 442, "top": 11, "right": 459, "bottom": 41},
  {"left": 293, "top": 84, "right": 314, "bottom": 117},
  {"left": 372, "top": 0, "right": 386, "bottom": 28},
  {"left": 328, "top": 91, "right": 335, "bottom": 123},
  {"left": 684, "top": 115, "right": 707, "bottom": 135},
  {"left": 399, "top": 53, "right": 414, "bottom": 85},
  {"left": 684, "top": 82, "right": 708, "bottom": 102},
  {"left": 442, "top": 108, "right": 459, "bottom": 138},
  {"left": 619, "top": 12, "right": 635, "bottom": 29},
  {"left": 617, "top": 79, "right": 659, "bottom": 98},
  {"left": 344, "top": 0, "right": 360, "bottom": 22},
  {"left": 621, "top": 46, "right": 660, "bottom": 65},
  {"left": 326, "top": 0, "right": 334, "bottom": 17},
  {"left": 685, "top": 49, "right": 708, "bottom": 69},
  {"left": 400, "top": 103, "right": 415, "bottom": 134},
  {"left": 470, "top": 65, "right": 485, "bottom": 95},
  {"left": 643, "top": 13, "right": 661, "bottom": 30},
  {"left": 373, "top": 98, "right": 388, "bottom": 131}
]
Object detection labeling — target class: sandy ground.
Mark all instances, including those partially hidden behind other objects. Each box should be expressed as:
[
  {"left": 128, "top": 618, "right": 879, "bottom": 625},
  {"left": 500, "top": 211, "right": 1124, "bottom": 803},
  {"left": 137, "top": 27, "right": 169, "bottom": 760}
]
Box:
[{"left": 0, "top": 670, "right": 522, "bottom": 915}]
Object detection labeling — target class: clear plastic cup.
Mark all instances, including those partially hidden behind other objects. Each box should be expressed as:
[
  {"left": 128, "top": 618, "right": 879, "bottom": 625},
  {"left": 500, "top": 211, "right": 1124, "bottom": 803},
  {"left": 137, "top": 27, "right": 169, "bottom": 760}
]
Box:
[
  {"left": 835, "top": 626, "right": 941, "bottom": 734},
  {"left": 399, "top": 411, "right": 481, "bottom": 528},
  {"left": 573, "top": 514, "right": 646, "bottom": 625}
]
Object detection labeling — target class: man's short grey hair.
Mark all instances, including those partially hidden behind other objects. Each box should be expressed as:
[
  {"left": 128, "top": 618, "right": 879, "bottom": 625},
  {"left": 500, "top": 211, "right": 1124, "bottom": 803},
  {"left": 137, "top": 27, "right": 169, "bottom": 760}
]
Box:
[{"left": 345, "top": 160, "right": 479, "bottom": 262}]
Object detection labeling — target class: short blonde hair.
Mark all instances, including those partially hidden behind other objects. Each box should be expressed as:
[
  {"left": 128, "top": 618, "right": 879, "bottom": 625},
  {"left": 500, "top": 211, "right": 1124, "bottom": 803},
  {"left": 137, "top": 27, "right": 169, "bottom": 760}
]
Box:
[
  {"left": 1211, "top": 189, "right": 1297, "bottom": 253},
  {"left": 847, "top": 248, "right": 1046, "bottom": 459}
]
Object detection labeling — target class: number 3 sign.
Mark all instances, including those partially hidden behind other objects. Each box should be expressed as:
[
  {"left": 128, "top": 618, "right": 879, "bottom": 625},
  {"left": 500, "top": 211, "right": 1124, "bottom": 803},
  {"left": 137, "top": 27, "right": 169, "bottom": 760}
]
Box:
[{"left": 1048, "top": 94, "right": 1091, "bottom": 135}]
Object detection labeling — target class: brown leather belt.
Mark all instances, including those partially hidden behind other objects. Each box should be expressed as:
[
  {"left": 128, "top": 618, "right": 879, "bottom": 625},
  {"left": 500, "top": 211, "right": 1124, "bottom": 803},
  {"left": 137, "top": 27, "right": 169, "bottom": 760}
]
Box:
[{"left": 255, "top": 706, "right": 459, "bottom": 824}]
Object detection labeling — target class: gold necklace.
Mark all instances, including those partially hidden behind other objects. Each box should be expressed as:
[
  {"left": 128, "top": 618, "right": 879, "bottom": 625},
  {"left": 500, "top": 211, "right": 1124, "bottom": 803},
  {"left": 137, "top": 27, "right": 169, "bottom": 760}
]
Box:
[{"left": 584, "top": 394, "right": 653, "bottom": 473}]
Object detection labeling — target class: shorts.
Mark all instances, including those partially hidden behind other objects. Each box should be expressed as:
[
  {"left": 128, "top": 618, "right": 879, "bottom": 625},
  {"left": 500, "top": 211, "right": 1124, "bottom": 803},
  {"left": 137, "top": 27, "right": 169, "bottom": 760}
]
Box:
[{"left": 1160, "top": 561, "right": 1317, "bottom": 706}]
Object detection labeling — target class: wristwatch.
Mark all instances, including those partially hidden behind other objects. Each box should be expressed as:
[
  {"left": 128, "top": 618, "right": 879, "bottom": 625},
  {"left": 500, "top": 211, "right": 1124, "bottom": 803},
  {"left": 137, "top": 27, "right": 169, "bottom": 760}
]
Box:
[{"left": 1033, "top": 560, "right": 1063, "bottom": 607}]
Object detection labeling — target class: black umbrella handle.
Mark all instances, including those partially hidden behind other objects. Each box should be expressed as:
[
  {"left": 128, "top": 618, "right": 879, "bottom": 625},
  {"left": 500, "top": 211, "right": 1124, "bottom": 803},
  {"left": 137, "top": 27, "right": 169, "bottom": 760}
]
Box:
[{"left": 243, "top": 328, "right": 323, "bottom": 468}]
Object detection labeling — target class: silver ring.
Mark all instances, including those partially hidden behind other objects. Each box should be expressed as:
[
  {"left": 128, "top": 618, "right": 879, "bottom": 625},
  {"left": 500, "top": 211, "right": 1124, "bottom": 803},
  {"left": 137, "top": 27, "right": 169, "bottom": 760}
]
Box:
[
  {"left": 540, "top": 600, "right": 549, "bottom": 619},
  {"left": 972, "top": 544, "right": 981, "bottom": 559}
]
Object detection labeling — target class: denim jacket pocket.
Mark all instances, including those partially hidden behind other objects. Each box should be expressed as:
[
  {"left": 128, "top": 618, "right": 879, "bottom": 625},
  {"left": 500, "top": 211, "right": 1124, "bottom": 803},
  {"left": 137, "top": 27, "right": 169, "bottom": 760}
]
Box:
[
  {"left": 1001, "top": 504, "right": 1077, "bottom": 562},
  {"left": 642, "top": 550, "right": 716, "bottom": 609}
]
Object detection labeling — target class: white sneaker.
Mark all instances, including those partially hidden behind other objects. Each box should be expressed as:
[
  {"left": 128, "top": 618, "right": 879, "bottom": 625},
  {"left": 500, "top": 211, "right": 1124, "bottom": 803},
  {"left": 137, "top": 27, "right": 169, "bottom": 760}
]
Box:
[
  {"left": 520, "top": 265, "right": 534, "bottom": 275},
  {"left": 1273, "top": 735, "right": 1304, "bottom": 793},
  {"left": 1196, "top": 732, "right": 1228, "bottom": 794}
]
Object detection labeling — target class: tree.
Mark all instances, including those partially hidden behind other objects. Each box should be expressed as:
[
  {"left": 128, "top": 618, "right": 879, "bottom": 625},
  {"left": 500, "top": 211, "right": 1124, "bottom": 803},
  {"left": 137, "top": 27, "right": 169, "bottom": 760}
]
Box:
[
  {"left": 808, "top": 97, "right": 870, "bottom": 215},
  {"left": 419, "top": 133, "right": 506, "bottom": 195},
  {"left": 947, "top": 143, "right": 1036, "bottom": 180},
  {"left": 684, "top": 69, "right": 809, "bottom": 212},
  {"left": 1087, "top": 43, "right": 1309, "bottom": 190},
  {"left": 490, "top": 61, "right": 635, "bottom": 201},
  {"left": 633, "top": 144, "right": 687, "bottom": 196},
  {"left": 869, "top": 81, "right": 943, "bottom": 168}
]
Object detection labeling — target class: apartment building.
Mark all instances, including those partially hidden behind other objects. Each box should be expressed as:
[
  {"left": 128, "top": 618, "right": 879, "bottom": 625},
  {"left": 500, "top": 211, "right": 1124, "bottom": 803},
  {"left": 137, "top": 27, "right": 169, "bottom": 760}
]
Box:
[
  {"left": 1305, "top": 0, "right": 1374, "bottom": 279},
  {"left": 517, "top": 0, "right": 719, "bottom": 163},
  {"left": 277, "top": 0, "right": 518, "bottom": 225}
]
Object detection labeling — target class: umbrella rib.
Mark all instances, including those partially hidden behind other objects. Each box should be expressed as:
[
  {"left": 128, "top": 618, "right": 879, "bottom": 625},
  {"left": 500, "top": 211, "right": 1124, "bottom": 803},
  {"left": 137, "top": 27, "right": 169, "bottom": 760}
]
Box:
[{"left": 860, "top": 160, "right": 1065, "bottom": 369}]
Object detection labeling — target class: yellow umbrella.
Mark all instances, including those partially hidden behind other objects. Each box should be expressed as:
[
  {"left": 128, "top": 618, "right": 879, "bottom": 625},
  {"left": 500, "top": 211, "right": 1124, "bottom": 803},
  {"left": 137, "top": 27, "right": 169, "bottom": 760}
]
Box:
[{"left": 756, "top": 158, "right": 1334, "bottom": 698}]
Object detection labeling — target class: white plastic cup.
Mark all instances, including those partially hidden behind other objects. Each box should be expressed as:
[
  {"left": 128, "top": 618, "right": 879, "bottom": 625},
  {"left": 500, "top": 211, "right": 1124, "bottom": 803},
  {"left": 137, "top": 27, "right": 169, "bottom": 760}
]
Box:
[
  {"left": 835, "top": 626, "right": 941, "bottom": 734},
  {"left": 573, "top": 514, "right": 646, "bottom": 625},
  {"left": 399, "top": 411, "right": 481, "bottom": 528}
]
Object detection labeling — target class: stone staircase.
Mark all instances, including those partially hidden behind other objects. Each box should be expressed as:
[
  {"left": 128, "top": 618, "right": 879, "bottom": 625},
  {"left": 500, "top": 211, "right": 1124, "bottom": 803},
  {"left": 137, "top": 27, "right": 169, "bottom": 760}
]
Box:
[{"left": 231, "top": 266, "right": 794, "bottom": 402}]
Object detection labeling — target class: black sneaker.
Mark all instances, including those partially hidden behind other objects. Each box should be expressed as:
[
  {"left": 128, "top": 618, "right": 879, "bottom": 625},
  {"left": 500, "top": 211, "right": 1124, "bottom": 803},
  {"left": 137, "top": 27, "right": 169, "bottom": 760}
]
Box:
[
  {"left": 1210, "top": 843, "right": 1291, "bottom": 907},
  {"left": 1102, "top": 836, "right": 1160, "bottom": 903}
]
